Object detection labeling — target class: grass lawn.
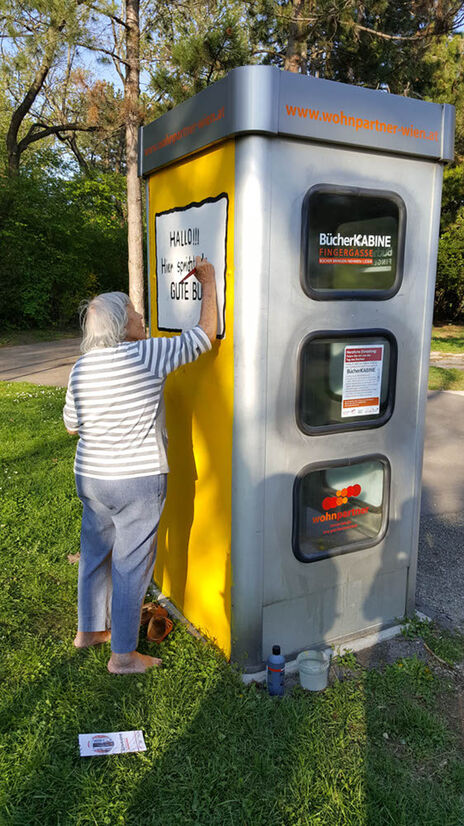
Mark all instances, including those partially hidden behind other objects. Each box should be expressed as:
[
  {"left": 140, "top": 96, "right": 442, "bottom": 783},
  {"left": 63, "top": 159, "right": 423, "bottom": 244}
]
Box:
[
  {"left": 429, "top": 366, "right": 464, "bottom": 391},
  {"left": 431, "top": 324, "right": 464, "bottom": 354},
  {"left": 429, "top": 325, "right": 464, "bottom": 390},
  {"left": 1, "top": 381, "right": 464, "bottom": 825},
  {"left": 0, "top": 328, "right": 80, "bottom": 348}
]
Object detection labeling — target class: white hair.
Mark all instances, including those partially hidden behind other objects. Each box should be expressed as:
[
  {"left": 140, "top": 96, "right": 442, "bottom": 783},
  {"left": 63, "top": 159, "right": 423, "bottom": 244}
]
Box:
[{"left": 79, "top": 292, "right": 130, "bottom": 353}]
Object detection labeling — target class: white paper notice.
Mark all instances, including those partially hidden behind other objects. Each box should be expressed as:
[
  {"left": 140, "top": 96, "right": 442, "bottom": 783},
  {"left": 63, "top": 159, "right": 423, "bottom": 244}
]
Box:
[
  {"left": 342, "top": 345, "right": 384, "bottom": 418},
  {"left": 155, "top": 194, "right": 228, "bottom": 338},
  {"left": 79, "top": 730, "right": 146, "bottom": 757}
]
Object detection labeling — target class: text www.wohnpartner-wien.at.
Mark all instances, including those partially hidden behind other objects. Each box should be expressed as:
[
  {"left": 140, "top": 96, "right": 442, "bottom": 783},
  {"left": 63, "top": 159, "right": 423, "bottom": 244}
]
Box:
[{"left": 285, "top": 103, "right": 439, "bottom": 143}]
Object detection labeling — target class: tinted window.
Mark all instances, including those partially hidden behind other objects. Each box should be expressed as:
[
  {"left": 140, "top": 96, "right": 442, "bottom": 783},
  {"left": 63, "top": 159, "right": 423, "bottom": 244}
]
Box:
[
  {"left": 301, "top": 186, "right": 405, "bottom": 298},
  {"left": 298, "top": 332, "right": 396, "bottom": 433},
  {"left": 293, "top": 457, "right": 389, "bottom": 562}
]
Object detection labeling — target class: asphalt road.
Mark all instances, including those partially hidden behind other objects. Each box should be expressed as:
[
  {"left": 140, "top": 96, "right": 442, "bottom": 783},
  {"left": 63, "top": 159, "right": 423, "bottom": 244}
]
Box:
[
  {"left": 418, "top": 390, "right": 464, "bottom": 632},
  {"left": 0, "top": 338, "right": 463, "bottom": 630},
  {"left": 0, "top": 338, "right": 81, "bottom": 386},
  {"left": 430, "top": 350, "right": 464, "bottom": 370}
]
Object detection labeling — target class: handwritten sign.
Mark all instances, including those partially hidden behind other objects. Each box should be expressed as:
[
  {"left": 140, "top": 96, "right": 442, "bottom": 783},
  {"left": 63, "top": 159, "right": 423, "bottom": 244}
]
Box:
[{"left": 155, "top": 194, "right": 228, "bottom": 338}]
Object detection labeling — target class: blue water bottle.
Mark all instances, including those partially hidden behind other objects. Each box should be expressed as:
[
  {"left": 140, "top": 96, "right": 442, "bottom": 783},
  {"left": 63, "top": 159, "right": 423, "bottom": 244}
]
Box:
[{"left": 266, "top": 645, "right": 285, "bottom": 696}]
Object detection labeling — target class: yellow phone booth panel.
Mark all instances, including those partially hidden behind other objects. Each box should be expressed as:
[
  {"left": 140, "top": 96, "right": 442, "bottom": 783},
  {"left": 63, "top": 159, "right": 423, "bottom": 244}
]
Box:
[{"left": 147, "top": 141, "right": 235, "bottom": 657}]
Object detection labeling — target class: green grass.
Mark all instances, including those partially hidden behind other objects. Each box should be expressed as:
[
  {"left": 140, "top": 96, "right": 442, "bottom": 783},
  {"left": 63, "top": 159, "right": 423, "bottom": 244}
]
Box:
[
  {"left": 402, "top": 616, "right": 464, "bottom": 666},
  {"left": 429, "top": 325, "right": 464, "bottom": 389},
  {"left": 429, "top": 365, "right": 464, "bottom": 391},
  {"left": 431, "top": 324, "right": 464, "bottom": 354},
  {"left": 1, "top": 381, "right": 464, "bottom": 825},
  {"left": 0, "top": 328, "right": 80, "bottom": 348}
]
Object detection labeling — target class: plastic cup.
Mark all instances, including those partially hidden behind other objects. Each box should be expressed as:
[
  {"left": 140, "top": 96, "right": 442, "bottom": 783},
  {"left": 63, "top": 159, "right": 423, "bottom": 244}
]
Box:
[{"left": 297, "top": 649, "right": 330, "bottom": 691}]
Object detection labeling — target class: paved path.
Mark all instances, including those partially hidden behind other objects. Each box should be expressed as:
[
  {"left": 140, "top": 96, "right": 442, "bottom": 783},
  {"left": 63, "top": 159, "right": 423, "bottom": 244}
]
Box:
[
  {"left": 0, "top": 338, "right": 463, "bottom": 630},
  {"left": 1, "top": 339, "right": 462, "bottom": 386},
  {"left": 417, "top": 391, "right": 464, "bottom": 631},
  {"left": 0, "top": 338, "right": 81, "bottom": 386},
  {"left": 430, "top": 350, "right": 464, "bottom": 370}
]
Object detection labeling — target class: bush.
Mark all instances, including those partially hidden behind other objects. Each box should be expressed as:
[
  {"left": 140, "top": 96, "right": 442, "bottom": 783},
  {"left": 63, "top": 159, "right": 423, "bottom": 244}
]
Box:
[
  {"left": 435, "top": 213, "right": 464, "bottom": 322},
  {"left": 0, "top": 172, "right": 129, "bottom": 329}
]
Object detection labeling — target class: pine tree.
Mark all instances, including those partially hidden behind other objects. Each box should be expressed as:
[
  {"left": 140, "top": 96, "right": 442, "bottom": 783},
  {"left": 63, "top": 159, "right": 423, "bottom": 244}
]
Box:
[{"left": 0, "top": 0, "right": 98, "bottom": 176}]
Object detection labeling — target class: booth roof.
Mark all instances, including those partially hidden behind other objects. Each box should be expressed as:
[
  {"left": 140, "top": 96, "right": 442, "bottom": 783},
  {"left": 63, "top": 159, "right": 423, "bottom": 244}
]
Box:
[{"left": 139, "top": 65, "right": 455, "bottom": 177}]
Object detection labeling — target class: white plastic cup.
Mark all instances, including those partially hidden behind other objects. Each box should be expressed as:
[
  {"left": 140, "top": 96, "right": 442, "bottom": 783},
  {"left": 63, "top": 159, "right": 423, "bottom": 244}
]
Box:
[{"left": 297, "top": 649, "right": 330, "bottom": 691}]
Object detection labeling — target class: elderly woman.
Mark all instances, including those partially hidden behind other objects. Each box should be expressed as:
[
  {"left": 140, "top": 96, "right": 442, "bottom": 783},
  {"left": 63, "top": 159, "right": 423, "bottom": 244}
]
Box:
[{"left": 63, "top": 256, "right": 217, "bottom": 674}]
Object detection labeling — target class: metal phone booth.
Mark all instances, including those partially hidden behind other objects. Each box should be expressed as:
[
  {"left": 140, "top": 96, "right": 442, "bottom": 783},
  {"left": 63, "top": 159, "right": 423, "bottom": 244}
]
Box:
[{"left": 139, "top": 66, "right": 455, "bottom": 671}]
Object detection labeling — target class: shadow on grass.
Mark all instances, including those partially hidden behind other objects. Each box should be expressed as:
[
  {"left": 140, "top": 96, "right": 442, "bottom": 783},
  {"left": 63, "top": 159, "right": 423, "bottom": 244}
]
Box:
[
  {"left": 428, "top": 366, "right": 464, "bottom": 391},
  {"left": 122, "top": 651, "right": 464, "bottom": 826},
  {"left": 2, "top": 632, "right": 364, "bottom": 826},
  {"left": 430, "top": 335, "right": 464, "bottom": 350},
  {"left": 2, "top": 628, "right": 464, "bottom": 825},
  {"left": 124, "top": 674, "right": 330, "bottom": 826},
  {"left": 0, "top": 640, "right": 159, "bottom": 825}
]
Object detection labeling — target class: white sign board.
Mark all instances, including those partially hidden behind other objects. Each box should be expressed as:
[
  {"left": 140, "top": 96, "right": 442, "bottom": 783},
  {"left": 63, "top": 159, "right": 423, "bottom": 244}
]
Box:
[
  {"left": 342, "top": 345, "right": 384, "bottom": 417},
  {"left": 79, "top": 730, "right": 147, "bottom": 757},
  {"left": 155, "top": 194, "right": 228, "bottom": 338}
]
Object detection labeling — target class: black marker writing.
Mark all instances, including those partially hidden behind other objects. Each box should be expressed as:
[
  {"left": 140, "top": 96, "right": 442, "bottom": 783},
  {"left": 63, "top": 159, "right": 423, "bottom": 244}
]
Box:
[
  {"left": 161, "top": 258, "right": 173, "bottom": 274},
  {"left": 169, "top": 281, "right": 202, "bottom": 300},
  {"left": 169, "top": 227, "right": 200, "bottom": 247}
]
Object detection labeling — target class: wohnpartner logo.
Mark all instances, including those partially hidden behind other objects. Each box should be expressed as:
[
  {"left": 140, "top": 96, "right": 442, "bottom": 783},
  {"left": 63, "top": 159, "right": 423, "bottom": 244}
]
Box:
[
  {"left": 313, "top": 483, "right": 368, "bottom": 524},
  {"left": 323, "top": 483, "right": 361, "bottom": 511},
  {"left": 90, "top": 735, "right": 114, "bottom": 754}
]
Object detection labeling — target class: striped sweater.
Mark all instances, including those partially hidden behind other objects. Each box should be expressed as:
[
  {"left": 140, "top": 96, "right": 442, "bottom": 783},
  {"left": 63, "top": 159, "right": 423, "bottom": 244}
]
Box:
[{"left": 63, "top": 326, "right": 211, "bottom": 479}]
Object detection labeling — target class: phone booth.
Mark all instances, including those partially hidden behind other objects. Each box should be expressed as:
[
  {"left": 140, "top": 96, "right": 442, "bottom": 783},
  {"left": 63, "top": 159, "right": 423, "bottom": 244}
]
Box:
[{"left": 139, "top": 66, "right": 454, "bottom": 670}]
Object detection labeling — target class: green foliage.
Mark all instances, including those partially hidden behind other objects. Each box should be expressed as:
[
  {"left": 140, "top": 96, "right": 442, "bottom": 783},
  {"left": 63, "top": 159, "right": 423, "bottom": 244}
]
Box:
[
  {"left": 421, "top": 35, "right": 464, "bottom": 159},
  {"left": 440, "top": 166, "right": 464, "bottom": 231},
  {"left": 0, "top": 172, "right": 128, "bottom": 329},
  {"left": 435, "top": 213, "right": 464, "bottom": 321},
  {"left": 147, "top": 0, "right": 253, "bottom": 112},
  {"left": 430, "top": 324, "right": 464, "bottom": 352},
  {"left": 402, "top": 616, "right": 464, "bottom": 665},
  {"left": 433, "top": 162, "right": 464, "bottom": 323},
  {"left": 422, "top": 36, "right": 464, "bottom": 323},
  {"left": 333, "top": 648, "right": 359, "bottom": 670},
  {"left": 247, "top": 0, "right": 460, "bottom": 92},
  {"left": 429, "top": 365, "right": 464, "bottom": 390}
]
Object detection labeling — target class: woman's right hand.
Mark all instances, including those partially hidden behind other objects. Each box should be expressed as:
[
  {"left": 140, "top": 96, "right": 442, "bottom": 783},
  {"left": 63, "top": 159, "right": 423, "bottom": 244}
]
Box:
[
  {"left": 196, "top": 256, "right": 217, "bottom": 343},
  {"left": 195, "top": 256, "right": 215, "bottom": 285}
]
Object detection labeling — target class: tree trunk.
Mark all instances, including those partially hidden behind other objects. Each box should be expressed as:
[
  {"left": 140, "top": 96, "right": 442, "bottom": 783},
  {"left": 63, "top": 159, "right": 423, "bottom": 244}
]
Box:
[
  {"left": 5, "top": 21, "right": 65, "bottom": 177},
  {"left": 125, "top": 0, "right": 145, "bottom": 325},
  {"left": 7, "top": 147, "right": 20, "bottom": 177},
  {"left": 284, "top": 0, "right": 309, "bottom": 74}
]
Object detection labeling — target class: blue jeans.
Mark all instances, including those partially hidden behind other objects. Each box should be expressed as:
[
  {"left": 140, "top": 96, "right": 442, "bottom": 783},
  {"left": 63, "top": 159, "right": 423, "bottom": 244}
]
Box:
[{"left": 75, "top": 473, "right": 167, "bottom": 654}]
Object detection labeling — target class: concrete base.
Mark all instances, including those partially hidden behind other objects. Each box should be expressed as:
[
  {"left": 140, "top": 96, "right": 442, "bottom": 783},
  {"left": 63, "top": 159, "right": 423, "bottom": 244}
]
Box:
[
  {"left": 148, "top": 588, "right": 432, "bottom": 686},
  {"left": 241, "top": 610, "right": 431, "bottom": 685}
]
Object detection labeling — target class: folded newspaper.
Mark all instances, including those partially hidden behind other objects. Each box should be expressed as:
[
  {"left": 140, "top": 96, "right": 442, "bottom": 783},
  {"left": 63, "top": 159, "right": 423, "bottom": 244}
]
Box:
[{"left": 79, "top": 730, "right": 146, "bottom": 757}]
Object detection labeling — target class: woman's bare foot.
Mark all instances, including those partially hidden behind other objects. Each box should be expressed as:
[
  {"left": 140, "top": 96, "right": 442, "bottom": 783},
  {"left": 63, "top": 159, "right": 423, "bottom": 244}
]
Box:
[
  {"left": 107, "top": 651, "right": 162, "bottom": 674},
  {"left": 73, "top": 630, "right": 111, "bottom": 648}
]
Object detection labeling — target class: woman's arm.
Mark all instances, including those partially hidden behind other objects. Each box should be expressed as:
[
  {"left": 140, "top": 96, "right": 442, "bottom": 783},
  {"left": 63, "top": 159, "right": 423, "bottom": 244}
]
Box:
[
  {"left": 63, "top": 379, "right": 79, "bottom": 434},
  {"left": 195, "top": 256, "right": 217, "bottom": 344}
]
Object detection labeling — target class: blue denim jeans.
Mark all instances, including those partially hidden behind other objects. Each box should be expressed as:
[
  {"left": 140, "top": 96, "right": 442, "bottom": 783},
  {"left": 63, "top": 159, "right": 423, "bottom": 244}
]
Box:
[{"left": 75, "top": 473, "right": 167, "bottom": 654}]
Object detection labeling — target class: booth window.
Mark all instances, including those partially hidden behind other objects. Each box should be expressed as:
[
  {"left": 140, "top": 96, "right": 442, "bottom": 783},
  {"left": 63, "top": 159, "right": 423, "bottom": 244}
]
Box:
[
  {"left": 293, "top": 456, "right": 389, "bottom": 563},
  {"left": 297, "top": 330, "right": 397, "bottom": 434},
  {"left": 301, "top": 185, "right": 405, "bottom": 300}
]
